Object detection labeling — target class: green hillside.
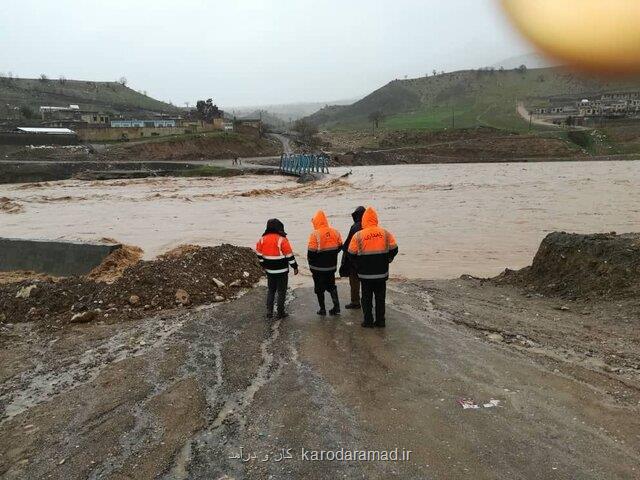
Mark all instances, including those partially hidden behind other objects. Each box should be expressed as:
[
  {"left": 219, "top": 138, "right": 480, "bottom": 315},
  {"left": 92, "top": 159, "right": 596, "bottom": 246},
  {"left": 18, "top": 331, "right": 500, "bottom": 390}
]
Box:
[
  {"left": 0, "top": 77, "right": 180, "bottom": 117},
  {"left": 307, "top": 68, "right": 640, "bottom": 132}
]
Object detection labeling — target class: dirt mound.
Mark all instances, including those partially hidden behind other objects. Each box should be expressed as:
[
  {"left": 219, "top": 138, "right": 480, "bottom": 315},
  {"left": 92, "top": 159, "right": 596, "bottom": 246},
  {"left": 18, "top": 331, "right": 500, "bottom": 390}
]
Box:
[
  {"left": 158, "top": 244, "right": 201, "bottom": 259},
  {"left": 0, "top": 244, "right": 263, "bottom": 326},
  {"left": 0, "top": 271, "right": 61, "bottom": 285},
  {"left": 86, "top": 245, "right": 144, "bottom": 283},
  {"left": 495, "top": 232, "right": 640, "bottom": 299}
]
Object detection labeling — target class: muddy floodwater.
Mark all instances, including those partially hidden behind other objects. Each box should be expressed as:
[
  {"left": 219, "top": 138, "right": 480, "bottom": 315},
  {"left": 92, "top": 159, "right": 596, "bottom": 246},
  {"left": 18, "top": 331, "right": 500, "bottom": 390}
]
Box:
[{"left": 1, "top": 161, "right": 638, "bottom": 279}]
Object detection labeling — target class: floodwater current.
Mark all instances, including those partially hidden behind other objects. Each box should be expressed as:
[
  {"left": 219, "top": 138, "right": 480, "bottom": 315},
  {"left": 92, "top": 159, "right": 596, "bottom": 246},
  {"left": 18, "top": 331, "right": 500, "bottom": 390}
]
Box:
[{"left": 1, "top": 161, "right": 638, "bottom": 279}]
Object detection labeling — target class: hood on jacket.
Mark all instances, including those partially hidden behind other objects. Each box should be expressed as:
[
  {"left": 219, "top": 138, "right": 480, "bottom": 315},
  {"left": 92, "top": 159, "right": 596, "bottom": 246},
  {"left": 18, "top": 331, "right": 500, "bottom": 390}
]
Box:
[
  {"left": 263, "top": 218, "right": 287, "bottom": 237},
  {"left": 351, "top": 206, "right": 366, "bottom": 223},
  {"left": 361, "top": 207, "right": 379, "bottom": 229},
  {"left": 312, "top": 210, "right": 330, "bottom": 230}
]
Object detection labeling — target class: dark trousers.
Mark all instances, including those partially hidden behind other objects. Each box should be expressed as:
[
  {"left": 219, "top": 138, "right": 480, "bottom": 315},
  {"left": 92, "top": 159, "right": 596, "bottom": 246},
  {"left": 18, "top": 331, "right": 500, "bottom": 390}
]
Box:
[
  {"left": 266, "top": 272, "right": 288, "bottom": 315},
  {"left": 349, "top": 271, "right": 361, "bottom": 305},
  {"left": 311, "top": 270, "right": 337, "bottom": 294},
  {"left": 361, "top": 279, "right": 386, "bottom": 325}
]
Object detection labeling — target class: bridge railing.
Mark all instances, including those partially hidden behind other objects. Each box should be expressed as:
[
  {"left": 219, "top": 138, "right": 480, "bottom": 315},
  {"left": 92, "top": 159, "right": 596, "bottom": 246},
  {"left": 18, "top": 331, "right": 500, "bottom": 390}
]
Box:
[{"left": 279, "top": 153, "right": 330, "bottom": 175}]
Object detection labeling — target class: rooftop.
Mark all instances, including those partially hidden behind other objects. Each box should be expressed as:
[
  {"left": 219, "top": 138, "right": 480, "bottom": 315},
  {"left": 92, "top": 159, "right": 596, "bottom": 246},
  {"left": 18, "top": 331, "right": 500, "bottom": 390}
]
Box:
[{"left": 16, "top": 127, "right": 76, "bottom": 135}]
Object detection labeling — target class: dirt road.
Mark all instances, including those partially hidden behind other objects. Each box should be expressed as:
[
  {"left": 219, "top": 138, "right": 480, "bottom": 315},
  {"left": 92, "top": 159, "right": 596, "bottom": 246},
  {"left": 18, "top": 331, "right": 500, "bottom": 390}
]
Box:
[{"left": 2, "top": 281, "right": 638, "bottom": 479}]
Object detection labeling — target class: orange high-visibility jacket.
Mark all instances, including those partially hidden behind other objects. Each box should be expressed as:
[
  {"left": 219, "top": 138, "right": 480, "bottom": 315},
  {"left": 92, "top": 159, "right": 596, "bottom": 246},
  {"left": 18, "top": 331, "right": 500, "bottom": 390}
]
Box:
[
  {"left": 256, "top": 233, "right": 298, "bottom": 274},
  {"left": 347, "top": 207, "right": 398, "bottom": 280},
  {"left": 307, "top": 210, "right": 343, "bottom": 272}
]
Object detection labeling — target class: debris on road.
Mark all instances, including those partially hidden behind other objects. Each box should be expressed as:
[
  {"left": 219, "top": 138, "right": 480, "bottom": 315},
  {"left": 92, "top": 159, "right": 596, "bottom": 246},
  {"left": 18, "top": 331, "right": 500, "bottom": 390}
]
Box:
[
  {"left": 458, "top": 398, "right": 502, "bottom": 410},
  {"left": 457, "top": 398, "right": 480, "bottom": 410}
]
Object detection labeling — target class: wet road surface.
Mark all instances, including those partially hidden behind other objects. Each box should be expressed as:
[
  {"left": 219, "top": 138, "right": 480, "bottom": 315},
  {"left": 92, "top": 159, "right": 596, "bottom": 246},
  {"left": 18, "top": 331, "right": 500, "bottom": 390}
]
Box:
[{"left": 1, "top": 282, "right": 638, "bottom": 479}]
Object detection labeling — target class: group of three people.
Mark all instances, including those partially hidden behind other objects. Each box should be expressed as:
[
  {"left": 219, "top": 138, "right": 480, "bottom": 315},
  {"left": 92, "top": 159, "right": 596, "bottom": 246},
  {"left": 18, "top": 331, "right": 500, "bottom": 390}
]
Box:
[{"left": 255, "top": 206, "right": 398, "bottom": 328}]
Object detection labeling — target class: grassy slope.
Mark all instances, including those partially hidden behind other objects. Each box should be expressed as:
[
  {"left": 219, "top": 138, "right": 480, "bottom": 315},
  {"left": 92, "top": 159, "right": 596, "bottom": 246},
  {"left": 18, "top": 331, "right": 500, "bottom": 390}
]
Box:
[
  {"left": 0, "top": 77, "right": 180, "bottom": 114},
  {"left": 308, "top": 68, "right": 640, "bottom": 133}
]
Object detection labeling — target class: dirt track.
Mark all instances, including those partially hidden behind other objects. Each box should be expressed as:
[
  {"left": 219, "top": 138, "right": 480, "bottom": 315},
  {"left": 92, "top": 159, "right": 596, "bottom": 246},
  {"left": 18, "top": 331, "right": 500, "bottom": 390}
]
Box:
[{"left": 2, "top": 281, "right": 639, "bottom": 479}]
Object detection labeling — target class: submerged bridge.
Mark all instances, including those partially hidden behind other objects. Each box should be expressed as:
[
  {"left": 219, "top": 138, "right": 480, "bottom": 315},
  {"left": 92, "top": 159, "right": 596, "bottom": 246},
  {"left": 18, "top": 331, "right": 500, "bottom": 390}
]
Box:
[{"left": 279, "top": 153, "right": 330, "bottom": 176}]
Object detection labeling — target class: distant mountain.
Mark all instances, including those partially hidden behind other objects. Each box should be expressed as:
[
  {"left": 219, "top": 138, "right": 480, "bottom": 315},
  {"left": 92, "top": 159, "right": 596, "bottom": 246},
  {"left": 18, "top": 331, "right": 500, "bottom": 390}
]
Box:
[
  {"left": 492, "top": 52, "right": 559, "bottom": 70},
  {"left": 238, "top": 110, "right": 286, "bottom": 128},
  {"left": 304, "top": 67, "right": 640, "bottom": 131},
  {"left": 0, "top": 77, "right": 180, "bottom": 116},
  {"left": 230, "top": 99, "right": 360, "bottom": 123}
]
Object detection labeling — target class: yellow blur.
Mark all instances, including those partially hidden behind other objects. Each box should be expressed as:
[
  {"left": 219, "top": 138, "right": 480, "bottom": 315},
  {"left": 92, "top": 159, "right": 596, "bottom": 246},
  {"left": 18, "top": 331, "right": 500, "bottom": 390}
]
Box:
[{"left": 501, "top": 0, "right": 640, "bottom": 74}]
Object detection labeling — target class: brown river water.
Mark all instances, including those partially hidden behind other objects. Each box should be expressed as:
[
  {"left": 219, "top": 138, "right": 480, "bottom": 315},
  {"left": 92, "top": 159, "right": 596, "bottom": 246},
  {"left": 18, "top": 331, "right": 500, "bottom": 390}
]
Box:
[{"left": 1, "top": 161, "right": 639, "bottom": 280}]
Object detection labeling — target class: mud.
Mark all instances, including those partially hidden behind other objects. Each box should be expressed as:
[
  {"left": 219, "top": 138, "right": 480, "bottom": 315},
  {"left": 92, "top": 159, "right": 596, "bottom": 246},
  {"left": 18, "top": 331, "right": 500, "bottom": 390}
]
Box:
[
  {"left": 2, "top": 282, "right": 639, "bottom": 479},
  {"left": 0, "top": 160, "right": 248, "bottom": 185},
  {"left": 86, "top": 244, "right": 144, "bottom": 283},
  {"left": 0, "top": 271, "right": 61, "bottom": 285},
  {"left": 495, "top": 232, "right": 640, "bottom": 299},
  {"left": 316, "top": 128, "right": 584, "bottom": 164},
  {"left": 106, "top": 134, "right": 281, "bottom": 162},
  {"left": 0, "top": 244, "right": 262, "bottom": 327}
]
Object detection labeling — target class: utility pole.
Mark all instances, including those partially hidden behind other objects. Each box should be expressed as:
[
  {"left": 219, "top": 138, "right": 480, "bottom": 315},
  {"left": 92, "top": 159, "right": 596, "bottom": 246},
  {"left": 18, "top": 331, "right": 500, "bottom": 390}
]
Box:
[
  {"left": 529, "top": 112, "right": 533, "bottom": 131},
  {"left": 451, "top": 106, "right": 455, "bottom": 129}
]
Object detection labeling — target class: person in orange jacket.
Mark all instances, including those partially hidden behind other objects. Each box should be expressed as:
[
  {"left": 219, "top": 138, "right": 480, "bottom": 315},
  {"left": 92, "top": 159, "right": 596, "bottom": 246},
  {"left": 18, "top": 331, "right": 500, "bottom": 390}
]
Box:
[
  {"left": 307, "top": 210, "right": 343, "bottom": 316},
  {"left": 256, "top": 218, "right": 298, "bottom": 319},
  {"left": 348, "top": 207, "right": 398, "bottom": 328}
]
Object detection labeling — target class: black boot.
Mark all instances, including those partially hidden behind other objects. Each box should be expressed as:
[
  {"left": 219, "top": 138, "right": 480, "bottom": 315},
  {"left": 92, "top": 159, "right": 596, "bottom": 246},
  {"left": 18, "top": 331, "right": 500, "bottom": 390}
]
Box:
[
  {"left": 329, "top": 289, "right": 340, "bottom": 316},
  {"left": 316, "top": 293, "right": 326, "bottom": 316}
]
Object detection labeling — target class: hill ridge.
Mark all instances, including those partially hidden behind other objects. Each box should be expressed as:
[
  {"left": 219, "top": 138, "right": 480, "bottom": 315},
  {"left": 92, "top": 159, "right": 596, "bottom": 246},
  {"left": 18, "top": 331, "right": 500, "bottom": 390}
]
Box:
[
  {"left": 0, "top": 76, "right": 180, "bottom": 117},
  {"left": 306, "top": 67, "right": 640, "bottom": 131}
]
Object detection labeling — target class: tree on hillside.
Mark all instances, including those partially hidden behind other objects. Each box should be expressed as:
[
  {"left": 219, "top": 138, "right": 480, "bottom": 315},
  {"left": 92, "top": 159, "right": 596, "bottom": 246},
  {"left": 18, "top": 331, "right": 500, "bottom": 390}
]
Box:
[
  {"left": 196, "top": 98, "right": 223, "bottom": 123},
  {"left": 118, "top": 76, "right": 128, "bottom": 86},
  {"left": 58, "top": 75, "right": 67, "bottom": 85},
  {"left": 517, "top": 64, "right": 528, "bottom": 74},
  {"left": 19, "top": 105, "right": 36, "bottom": 119},
  {"left": 368, "top": 110, "right": 385, "bottom": 133},
  {"left": 293, "top": 119, "right": 319, "bottom": 142},
  {"left": 39, "top": 74, "right": 48, "bottom": 82}
]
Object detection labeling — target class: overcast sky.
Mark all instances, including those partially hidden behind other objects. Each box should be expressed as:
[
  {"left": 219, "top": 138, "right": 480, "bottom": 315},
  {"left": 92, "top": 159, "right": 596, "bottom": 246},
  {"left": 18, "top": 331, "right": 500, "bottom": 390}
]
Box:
[{"left": 1, "top": 0, "right": 532, "bottom": 107}]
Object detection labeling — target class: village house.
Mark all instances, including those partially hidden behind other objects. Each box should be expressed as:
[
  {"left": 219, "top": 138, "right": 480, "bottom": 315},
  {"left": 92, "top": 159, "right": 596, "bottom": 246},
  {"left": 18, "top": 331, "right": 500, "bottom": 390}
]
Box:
[{"left": 530, "top": 91, "right": 640, "bottom": 123}]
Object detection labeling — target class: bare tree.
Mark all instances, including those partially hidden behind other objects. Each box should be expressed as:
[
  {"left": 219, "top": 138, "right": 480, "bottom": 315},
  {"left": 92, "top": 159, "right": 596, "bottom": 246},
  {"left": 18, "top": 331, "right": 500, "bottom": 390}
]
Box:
[
  {"left": 368, "top": 110, "right": 385, "bottom": 133},
  {"left": 58, "top": 75, "right": 67, "bottom": 85},
  {"left": 293, "top": 119, "right": 319, "bottom": 142},
  {"left": 118, "top": 76, "right": 128, "bottom": 86},
  {"left": 39, "top": 73, "right": 48, "bottom": 82}
]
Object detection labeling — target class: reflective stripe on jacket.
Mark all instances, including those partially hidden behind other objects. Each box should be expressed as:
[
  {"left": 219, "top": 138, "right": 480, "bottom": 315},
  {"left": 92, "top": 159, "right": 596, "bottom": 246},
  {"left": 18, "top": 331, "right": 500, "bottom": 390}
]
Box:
[
  {"left": 347, "top": 207, "right": 398, "bottom": 280},
  {"left": 256, "top": 233, "right": 298, "bottom": 274},
  {"left": 307, "top": 210, "right": 343, "bottom": 272}
]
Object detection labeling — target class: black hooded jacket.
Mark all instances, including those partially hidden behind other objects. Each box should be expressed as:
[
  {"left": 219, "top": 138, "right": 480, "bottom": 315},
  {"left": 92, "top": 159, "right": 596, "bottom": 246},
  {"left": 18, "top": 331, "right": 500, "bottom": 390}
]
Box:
[
  {"left": 340, "top": 206, "right": 366, "bottom": 274},
  {"left": 263, "top": 218, "right": 287, "bottom": 237}
]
